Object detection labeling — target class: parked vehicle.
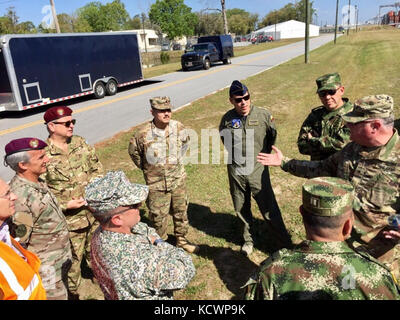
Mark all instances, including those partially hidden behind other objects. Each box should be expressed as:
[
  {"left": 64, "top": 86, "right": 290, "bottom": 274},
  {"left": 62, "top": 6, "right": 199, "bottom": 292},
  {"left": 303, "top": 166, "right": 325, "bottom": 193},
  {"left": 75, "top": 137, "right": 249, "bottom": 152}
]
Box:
[
  {"left": 172, "top": 43, "right": 182, "bottom": 51},
  {"left": 181, "top": 35, "right": 233, "bottom": 71},
  {"left": 0, "top": 32, "right": 143, "bottom": 112},
  {"left": 161, "top": 43, "right": 170, "bottom": 51}
]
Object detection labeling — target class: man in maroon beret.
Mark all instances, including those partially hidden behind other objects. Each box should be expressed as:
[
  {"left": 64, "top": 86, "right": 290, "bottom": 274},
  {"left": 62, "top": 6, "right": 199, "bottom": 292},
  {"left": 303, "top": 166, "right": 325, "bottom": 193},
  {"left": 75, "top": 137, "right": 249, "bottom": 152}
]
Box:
[
  {"left": 43, "top": 106, "right": 104, "bottom": 299},
  {"left": 5, "top": 137, "right": 72, "bottom": 300}
]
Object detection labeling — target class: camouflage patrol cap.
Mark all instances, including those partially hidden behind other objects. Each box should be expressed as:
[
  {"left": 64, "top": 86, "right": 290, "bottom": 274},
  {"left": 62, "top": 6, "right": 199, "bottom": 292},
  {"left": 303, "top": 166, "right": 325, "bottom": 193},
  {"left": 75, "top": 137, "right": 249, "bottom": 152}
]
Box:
[
  {"left": 316, "top": 73, "right": 342, "bottom": 93},
  {"left": 302, "top": 177, "right": 354, "bottom": 217},
  {"left": 150, "top": 96, "right": 172, "bottom": 110},
  {"left": 85, "top": 171, "right": 149, "bottom": 217},
  {"left": 342, "top": 94, "right": 394, "bottom": 123}
]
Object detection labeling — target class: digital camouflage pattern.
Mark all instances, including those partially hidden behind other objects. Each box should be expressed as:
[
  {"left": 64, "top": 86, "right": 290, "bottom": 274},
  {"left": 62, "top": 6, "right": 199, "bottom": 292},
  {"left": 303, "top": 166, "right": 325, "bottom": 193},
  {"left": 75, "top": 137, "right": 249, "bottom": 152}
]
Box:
[
  {"left": 297, "top": 99, "right": 353, "bottom": 160},
  {"left": 315, "top": 72, "right": 342, "bottom": 93},
  {"left": 9, "top": 175, "right": 72, "bottom": 299},
  {"left": 150, "top": 96, "right": 173, "bottom": 110},
  {"left": 282, "top": 130, "right": 400, "bottom": 279},
  {"left": 342, "top": 94, "right": 394, "bottom": 123},
  {"left": 90, "top": 222, "right": 195, "bottom": 300},
  {"left": 302, "top": 177, "right": 354, "bottom": 217},
  {"left": 244, "top": 240, "right": 400, "bottom": 300},
  {"left": 219, "top": 105, "right": 291, "bottom": 247},
  {"left": 85, "top": 171, "right": 149, "bottom": 217}
]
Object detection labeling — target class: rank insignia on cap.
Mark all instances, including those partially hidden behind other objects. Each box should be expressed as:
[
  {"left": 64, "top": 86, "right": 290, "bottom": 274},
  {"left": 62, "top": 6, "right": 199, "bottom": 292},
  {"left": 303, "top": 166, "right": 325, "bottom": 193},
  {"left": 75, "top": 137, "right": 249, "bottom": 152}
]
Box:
[
  {"left": 57, "top": 108, "right": 65, "bottom": 116},
  {"left": 29, "top": 139, "right": 39, "bottom": 148},
  {"left": 232, "top": 119, "right": 242, "bottom": 129},
  {"left": 310, "top": 197, "right": 320, "bottom": 208}
]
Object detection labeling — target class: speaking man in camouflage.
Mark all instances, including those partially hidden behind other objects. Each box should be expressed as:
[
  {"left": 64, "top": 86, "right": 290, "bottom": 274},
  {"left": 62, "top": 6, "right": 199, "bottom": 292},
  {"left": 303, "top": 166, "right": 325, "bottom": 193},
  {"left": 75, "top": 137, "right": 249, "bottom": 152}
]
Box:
[
  {"left": 257, "top": 95, "right": 400, "bottom": 280},
  {"left": 4, "top": 137, "right": 72, "bottom": 300},
  {"left": 43, "top": 106, "right": 104, "bottom": 299},
  {"left": 244, "top": 177, "right": 400, "bottom": 300},
  {"left": 219, "top": 80, "right": 291, "bottom": 256},
  {"left": 297, "top": 73, "right": 353, "bottom": 160},
  {"left": 86, "top": 171, "right": 195, "bottom": 300},
  {"left": 128, "top": 97, "right": 199, "bottom": 254}
]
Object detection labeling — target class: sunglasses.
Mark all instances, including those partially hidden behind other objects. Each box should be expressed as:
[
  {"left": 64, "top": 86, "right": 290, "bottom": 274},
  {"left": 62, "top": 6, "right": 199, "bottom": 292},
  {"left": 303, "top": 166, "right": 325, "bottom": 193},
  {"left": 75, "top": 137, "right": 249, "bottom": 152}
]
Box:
[
  {"left": 233, "top": 95, "right": 250, "bottom": 103},
  {"left": 52, "top": 119, "right": 76, "bottom": 127},
  {"left": 318, "top": 90, "right": 337, "bottom": 97}
]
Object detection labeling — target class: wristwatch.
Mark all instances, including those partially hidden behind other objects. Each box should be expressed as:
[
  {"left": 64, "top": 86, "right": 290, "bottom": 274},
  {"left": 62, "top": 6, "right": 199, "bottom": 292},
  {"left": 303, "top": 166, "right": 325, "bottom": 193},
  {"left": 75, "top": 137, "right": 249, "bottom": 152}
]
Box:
[{"left": 154, "top": 238, "right": 164, "bottom": 246}]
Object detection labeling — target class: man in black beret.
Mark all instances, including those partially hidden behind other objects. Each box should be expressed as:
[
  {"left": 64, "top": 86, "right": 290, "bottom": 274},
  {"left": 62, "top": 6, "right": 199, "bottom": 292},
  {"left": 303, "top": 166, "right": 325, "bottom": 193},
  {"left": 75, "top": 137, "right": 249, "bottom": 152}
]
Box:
[{"left": 219, "top": 80, "right": 292, "bottom": 256}]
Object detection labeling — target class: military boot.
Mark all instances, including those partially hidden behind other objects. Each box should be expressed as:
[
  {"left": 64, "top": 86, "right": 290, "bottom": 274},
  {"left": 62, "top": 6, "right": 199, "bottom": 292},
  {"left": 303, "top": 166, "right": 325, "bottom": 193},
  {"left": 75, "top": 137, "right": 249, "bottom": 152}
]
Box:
[{"left": 176, "top": 236, "right": 199, "bottom": 254}]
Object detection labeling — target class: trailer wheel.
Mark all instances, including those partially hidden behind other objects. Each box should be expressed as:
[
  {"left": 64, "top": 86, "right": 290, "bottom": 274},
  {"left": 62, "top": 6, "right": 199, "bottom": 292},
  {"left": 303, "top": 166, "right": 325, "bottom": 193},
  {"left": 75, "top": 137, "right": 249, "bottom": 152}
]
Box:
[
  {"left": 94, "top": 82, "right": 106, "bottom": 99},
  {"left": 106, "top": 80, "right": 118, "bottom": 96},
  {"left": 223, "top": 55, "right": 232, "bottom": 64},
  {"left": 203, "top": 58, "right": 210, "bottom": 70}
]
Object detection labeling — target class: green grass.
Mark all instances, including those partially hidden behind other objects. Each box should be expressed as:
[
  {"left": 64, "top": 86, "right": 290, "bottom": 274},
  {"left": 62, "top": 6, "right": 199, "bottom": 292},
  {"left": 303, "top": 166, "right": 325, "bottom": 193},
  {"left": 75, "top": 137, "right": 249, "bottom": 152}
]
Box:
[{"left": 93, "top": 28, "right": 400, "bottom": 300}]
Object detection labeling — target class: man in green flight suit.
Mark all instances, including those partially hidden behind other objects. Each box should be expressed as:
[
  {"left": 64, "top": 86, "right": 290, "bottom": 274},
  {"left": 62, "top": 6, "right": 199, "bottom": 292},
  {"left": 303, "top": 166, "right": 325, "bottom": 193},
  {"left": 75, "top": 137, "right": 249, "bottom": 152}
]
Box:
[
  {"left": 297, "top": 73, "right": 353, "bottom": 160},
  {"left": 219, "top": 80, "right": 292, "bottom": 256},
  {"left": 244, "top": 176, "right": 400, "bottom": 300}
]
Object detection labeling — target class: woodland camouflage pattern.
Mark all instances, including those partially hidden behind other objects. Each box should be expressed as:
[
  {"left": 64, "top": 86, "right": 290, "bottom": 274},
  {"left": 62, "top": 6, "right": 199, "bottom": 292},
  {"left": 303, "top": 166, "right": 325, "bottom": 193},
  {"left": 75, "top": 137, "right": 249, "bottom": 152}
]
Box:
[
  {"left": 90, "top": 222, "right": 195, "bottom": 300},
  {"left": 244, "top": 240, "right": 400, "bottom": 300},
  {"left": 315, "top": 72, "right": 342, "bottom": 93},
  {"left": 9, "top": 175, "right": 72, "bottom": 299},
  {"left": 297, "top": 99, "right": 353, "bottom": 160}
]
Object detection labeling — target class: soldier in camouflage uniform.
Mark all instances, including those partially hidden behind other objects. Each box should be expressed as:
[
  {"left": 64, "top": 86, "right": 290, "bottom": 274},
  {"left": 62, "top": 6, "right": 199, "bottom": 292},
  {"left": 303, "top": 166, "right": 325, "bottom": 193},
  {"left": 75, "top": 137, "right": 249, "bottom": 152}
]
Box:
[
  {"left": 219, "top": 80, "right": 291, "bottom": 256},
  {"left": 42, "top": 106, "right": 104, "bottom": 299},
  {"left": 85, "top": 171, "right": 196, "bottom": 300},
  {"left": 128, "top": 97, "right": 199, "bottom": 254},
  {"left": 4, "top": 138, "right": 72, "bottom": 300},
  {"left": 297, "top": 73, "right": 353, "bottom": 160},
  {"left": 257, "top": 95, "right": 400, "bottom": 281},
  {"left": 244, "top": 177, "right": 400, "bottom": 300}
]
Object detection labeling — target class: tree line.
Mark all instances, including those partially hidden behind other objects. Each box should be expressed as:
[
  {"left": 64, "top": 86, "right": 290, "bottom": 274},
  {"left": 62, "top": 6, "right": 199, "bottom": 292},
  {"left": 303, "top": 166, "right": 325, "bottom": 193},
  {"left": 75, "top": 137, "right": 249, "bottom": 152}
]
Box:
[{"left": 0, "top": 0, "right": 315, "bottom": 39}]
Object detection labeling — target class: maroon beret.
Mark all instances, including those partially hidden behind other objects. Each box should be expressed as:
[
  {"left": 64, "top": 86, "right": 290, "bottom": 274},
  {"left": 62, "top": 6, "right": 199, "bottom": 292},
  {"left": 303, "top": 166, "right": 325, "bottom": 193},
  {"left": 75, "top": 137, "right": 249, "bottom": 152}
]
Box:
[
  {"left": 5, "top": 138, "right": 47, "bottom": 156},
  {"left": 44, "top": 106, "right": 73, "bottom": 123}
]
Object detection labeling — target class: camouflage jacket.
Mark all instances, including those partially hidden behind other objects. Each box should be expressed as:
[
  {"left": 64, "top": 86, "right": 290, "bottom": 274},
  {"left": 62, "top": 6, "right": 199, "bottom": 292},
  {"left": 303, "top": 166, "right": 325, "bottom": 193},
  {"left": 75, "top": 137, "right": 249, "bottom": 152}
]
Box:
[
  {"left": 297, "top": 99, "right": 353, "bottom": 160},
  {"left": 44, "top": 135, "right": 104, "bottom": 230},
  {"left": 244, "top": 240, "right": 400, "bottom": 300},
  {"left": 219, "top": 105, "right": 276, "bottom": 176},
  {"left": 282, "top": 130, "right": 400, "bottom": 241},
  {"left": 128, "top": 120, "right": 189, "bottom": 191},
  {"left": 90, "top": 222, "right": 195, "bottom": 300},
  {"left": 9, "top": 175, "right": 72, "bottom": 287}
]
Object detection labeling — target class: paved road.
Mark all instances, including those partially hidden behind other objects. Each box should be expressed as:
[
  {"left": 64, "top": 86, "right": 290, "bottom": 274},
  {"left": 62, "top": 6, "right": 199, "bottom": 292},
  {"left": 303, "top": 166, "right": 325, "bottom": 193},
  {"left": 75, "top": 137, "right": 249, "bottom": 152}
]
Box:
[{"left": 0, "top": 34, "right": 337, "bottom": 180}]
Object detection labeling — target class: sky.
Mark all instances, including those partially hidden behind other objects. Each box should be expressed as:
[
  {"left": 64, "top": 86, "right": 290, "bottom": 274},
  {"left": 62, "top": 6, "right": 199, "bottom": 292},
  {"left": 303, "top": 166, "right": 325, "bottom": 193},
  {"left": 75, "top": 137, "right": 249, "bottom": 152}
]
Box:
[{"left": 0, "top": 0, "right": 396, "bottom": 28}]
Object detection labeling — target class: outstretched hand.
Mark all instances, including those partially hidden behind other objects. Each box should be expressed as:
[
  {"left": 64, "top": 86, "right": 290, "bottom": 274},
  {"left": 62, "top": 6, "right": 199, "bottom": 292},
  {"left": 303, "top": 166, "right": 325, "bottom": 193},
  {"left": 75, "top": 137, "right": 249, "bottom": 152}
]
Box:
[{"left": 257, "top": 145, "right": 283, "bottom": 166}]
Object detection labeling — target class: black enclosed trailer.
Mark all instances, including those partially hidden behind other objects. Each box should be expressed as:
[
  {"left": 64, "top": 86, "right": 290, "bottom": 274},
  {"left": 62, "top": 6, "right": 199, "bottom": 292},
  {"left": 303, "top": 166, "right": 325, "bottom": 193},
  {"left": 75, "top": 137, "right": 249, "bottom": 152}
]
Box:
[{"left": 0, "top": 32, "right": 143, "bottom": 112}]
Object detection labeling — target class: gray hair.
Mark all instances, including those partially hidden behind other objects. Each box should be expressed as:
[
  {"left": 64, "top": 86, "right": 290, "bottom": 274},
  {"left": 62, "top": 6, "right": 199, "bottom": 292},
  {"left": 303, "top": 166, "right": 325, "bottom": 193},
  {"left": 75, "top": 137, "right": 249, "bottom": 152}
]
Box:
[{"left": 5, "top": 151, "right": 31, "bottom": 172}]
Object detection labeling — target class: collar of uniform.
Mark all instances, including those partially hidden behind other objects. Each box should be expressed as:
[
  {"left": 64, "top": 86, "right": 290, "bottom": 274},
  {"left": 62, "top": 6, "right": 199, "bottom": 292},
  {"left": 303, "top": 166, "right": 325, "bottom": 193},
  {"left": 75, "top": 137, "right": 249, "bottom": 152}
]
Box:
[
  {"left": 357, "top": 129, "right": 399, "bottom": 161},
  {"left": 12, "top": 174, "right": 48, "bottom": 194},
  {"left": 294, "top": 240, "right": 355, "bottom": 254},
  {"left": 151, "top": 120, "right": 173, "bottom": 138},
  {"left": 321, "top": 98, "right": 352, "bottom": 120},
  {"left": 46, "top": 136, "right": 77, "bottom": 155},
  {"left": 233, "top": 104, "right": 254, "bottom": 119}
]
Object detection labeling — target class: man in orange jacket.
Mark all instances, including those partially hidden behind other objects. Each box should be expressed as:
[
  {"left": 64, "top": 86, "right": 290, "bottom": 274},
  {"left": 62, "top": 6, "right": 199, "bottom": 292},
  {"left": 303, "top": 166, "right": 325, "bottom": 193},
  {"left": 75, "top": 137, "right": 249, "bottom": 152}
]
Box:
[{"left": 0, "top": 177, "right": 47, "bottom": 300}]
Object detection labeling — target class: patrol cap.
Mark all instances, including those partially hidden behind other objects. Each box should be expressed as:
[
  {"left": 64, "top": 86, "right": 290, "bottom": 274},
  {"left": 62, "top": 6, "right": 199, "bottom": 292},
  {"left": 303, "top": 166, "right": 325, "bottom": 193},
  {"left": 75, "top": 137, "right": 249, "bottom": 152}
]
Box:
[
  {"left": 43, "top": 106, "right": 73, "bottom": 123},
  {"left": 316, "top": 73, "right": 341, "bottom": 93},
  {"left": 342, "top": 94, "right": 394, "bottom": 124},
  {"left": 85, "top": 171, "right": 149, "bottom": 217},
  {"left": 5, "top": 137, "right": 47, "bottom": 157},
  {"left": 302, "top": 177, "right": 354, "bottom": 217},
  {"left": 229, "top": 80, "right": 248, "bottom": 97},
  {"left": 150, "top": 96, "right": 172, "bottom": 110}
]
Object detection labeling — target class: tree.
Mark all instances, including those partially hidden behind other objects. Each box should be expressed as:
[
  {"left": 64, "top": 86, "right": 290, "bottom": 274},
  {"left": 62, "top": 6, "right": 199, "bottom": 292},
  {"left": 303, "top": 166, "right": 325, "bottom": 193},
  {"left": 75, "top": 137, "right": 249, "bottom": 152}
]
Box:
[
  {"left": 226, "top": 9, "right": 258, "bottom": 34},
  {"left": 149, "top": 0, "right": 198, "bottom": 39},
  {"left": 194, "top": 12, "right": 223, "bottom": 36},
  {"left": 126, "top": 14, "right": 142, "bottom": 30}
]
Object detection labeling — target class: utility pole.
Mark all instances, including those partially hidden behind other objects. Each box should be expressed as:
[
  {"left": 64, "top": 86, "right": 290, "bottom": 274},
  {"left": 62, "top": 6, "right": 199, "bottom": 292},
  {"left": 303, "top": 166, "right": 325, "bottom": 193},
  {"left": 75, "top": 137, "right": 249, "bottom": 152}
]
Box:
[
  {"left": 49, "top": 0, "right": 60, "bottom": 33},
  {"left": 305, "top": 0, "right": 310, "bottom": 64},
  {"left": 221, "top": 0, "right": 229, "bottom": 34},
  {"left": 334, "top": 0, "right": 339, "bottom": 44},
  {"left": 347, "top": 0, "right": 351, "bottom": 36},
  {"left": 141, "top": 13, "right": 148, "bottom": 68},
  {"left": 355, "top": 5, "right": 359, "bottom": 32}
]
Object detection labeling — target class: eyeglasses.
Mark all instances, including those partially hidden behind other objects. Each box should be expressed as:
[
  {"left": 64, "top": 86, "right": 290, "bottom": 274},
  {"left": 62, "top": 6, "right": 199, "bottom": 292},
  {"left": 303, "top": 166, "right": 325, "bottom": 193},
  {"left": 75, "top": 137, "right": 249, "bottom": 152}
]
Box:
[
  {"left": 318, "top": 90, "right": 337, "bottom": 97},
  {"left": 153, "top": 109, "right": 171, "bottom": 113},
  {"left": 52, "top": 119, "right": 76, "bottom": 127},
  {"left": 103, "top": 204, "right": 141, "bottom": 223},
  {"left": 233, "top": 95, "right": 250, "bottom": 103}
]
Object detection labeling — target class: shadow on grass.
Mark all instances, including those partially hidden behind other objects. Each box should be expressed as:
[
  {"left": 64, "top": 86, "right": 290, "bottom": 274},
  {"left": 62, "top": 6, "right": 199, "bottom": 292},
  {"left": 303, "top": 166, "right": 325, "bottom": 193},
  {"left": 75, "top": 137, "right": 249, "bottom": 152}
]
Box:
[{"left": 196, "top": 244, "right": 259, "bottom": 300}]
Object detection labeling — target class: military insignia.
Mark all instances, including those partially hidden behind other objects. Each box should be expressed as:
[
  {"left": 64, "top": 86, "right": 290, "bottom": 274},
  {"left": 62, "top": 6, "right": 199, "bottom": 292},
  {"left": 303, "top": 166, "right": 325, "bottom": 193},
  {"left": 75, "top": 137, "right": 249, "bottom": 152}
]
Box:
[
  {"left": 248, "top": 120, "right": 259, "bottom": 126},
  {"left": 310, "top": 197, "right": 320, "bottom": 208},
  {"left": 232, "top": 119, "right": 242, "bottom": 129},
  {"left": 29, "top": 139, "right": 39, "bottom": 148},
  {"left": 270, "top": 115, "right": 274, "bottom": 122},
  {"left": 14, "top": 224, "right": 27, "bottom": 238},
  {"left": 57, "top": 108, "right": 65, "bottom": 116}
]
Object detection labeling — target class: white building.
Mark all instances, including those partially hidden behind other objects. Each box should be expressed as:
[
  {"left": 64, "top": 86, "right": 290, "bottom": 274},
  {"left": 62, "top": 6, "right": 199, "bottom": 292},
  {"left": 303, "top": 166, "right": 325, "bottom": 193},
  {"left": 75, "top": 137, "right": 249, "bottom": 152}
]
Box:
[
  {"left": 128, "top": 29, "right": 160, "bottom": 51},
  {"left": 255, "top": 20, "right": 320, "bottom": 39}
]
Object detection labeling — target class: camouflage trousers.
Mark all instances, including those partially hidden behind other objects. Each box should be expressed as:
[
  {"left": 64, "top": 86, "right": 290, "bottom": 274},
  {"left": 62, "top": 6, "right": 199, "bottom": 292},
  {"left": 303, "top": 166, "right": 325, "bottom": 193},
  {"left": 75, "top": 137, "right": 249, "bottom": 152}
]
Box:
[
  {"left": 67, "top": 220, "right": 99, "bottom": 295},
  {"left": 146, "top": 182, "right": 189, "bottom": 240},
  {"left": 228, "top": 166, "right": 292, "bottom": 250},
  {"left": 40, "top": 259, "right": 71, "bottom": 300}
]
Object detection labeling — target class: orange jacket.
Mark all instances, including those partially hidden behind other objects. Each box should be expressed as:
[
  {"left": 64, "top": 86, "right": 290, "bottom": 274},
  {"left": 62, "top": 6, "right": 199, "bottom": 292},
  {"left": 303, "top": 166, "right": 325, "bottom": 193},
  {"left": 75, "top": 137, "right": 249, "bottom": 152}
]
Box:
[{"left": 0, "top": 236, "right": 47, "bottom": 300}]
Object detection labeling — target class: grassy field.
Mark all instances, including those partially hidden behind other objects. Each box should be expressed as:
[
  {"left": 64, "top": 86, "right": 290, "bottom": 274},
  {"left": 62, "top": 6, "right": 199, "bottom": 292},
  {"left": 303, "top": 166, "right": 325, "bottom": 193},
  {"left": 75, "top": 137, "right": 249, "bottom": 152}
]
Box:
[{"left": 81, "top": 28, "right": 400, "bottom": 300}]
